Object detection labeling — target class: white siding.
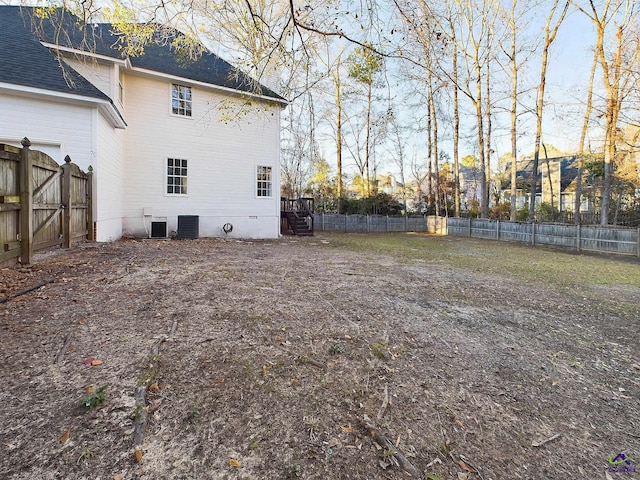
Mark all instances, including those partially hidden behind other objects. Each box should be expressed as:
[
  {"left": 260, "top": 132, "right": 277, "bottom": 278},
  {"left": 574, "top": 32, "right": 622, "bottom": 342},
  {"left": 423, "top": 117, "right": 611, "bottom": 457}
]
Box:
[
  {"left": 95, "top": 110, "right": 125, "bottom": 241},
  {"left": 0, "top": 92, "right": 94, "bottom": 168},
  {"left": 121, "top": 73, "right": 282, "bottom": 239},
  {"left": 64, "top": 57, "right": 115, "bottom": 100}
]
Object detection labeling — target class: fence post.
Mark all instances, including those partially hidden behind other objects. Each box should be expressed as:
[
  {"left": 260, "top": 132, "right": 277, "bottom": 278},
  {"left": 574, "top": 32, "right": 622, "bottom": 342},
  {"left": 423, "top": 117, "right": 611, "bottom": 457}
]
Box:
[
  {"left": 496, "top": 220, "right": 500, "bottom": 240},
  {"left": 468, "top": 217, "right": 472, "bottom": 237},
  {"left": 637, "top": 227, "right": 640, "bottom": 258},
  {"left": 321, "top": 213, "right": 325, "bottom": 232},
  {"left": 19, "top": 138, "right": 33, "bottom": 265},
  {"left": 576, "top": 224, "right": 581, "bottom": 252},
  {"left": 367, "top": 215, "right": 370, "bottom": 232},
  {"left": 61, "top": 155, "right": 72, "bottom": 248},
  {"left": 345, "top": 214, "right": 348, "bottom": 233},
  {"left": 87, "top": 166, "right": 95, "bottom": 241},
  {"left": 531, "top": 222, "right": 535, "bottom": 246}
]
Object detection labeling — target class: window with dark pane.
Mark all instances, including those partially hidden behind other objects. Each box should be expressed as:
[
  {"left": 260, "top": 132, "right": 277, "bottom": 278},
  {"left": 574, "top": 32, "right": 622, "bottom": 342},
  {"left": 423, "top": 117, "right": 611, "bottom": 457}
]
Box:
[{"left": 167, "top": 158, "right": 187, "bottom": 195}]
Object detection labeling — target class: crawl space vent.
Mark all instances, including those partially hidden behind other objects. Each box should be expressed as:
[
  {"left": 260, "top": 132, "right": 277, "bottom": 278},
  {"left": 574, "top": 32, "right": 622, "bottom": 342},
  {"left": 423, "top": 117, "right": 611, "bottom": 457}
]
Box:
[{"left": 151, "top": 222, "right": 167, "bottom": 238}]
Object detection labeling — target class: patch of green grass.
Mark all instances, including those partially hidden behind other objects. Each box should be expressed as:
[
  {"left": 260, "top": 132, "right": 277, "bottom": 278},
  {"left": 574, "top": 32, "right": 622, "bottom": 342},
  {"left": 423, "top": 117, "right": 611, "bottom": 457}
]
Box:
[
  {"left": 318, "top": 232, "right": 640, "bottom": 288},
  {"left": 283, "top": 463, "right": 303, "bottom": 478},
  {"left": 77, "top": 446, "right": 93, "bottom": 462},
  {"left": 79, "top": 385, "right": 108, "bottom": 411},
  {"left": 183, "top": 402, "right": 201, "bottom": 424}
]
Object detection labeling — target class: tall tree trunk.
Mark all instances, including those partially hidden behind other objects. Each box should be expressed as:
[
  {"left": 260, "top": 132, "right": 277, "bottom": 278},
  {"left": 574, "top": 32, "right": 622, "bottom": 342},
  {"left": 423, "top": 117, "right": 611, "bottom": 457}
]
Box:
[
  {"left": 451, "top": 26, "right": 461, "bottom": 217},
  {"left": 426, "top": 87, "right": 433, "bottom": 211},
  {"left": 574, "top": 39, "right": 598, "bottom": 225},
  {"left": 509, "top": 0, "right": 518, "bottom": 220},
  {"left": 334, "top": 56, "right": 343, "bottom": 207},
  {"left": 428, "top": 74, "right": 441, "bottom": 216},
  {"left": 529, "top": 0, "right": 569, "bottom": 221},
  {"left": 365, "top": 82, "right": 372, "bottom": 197},
  {"left": 542, "top": 143, "right": 556, "bottom": 214},
  {"left": 474, "top": 57, "right": 487, "bottom": 218},
  {"left": 485, "top": 56, "right": 492, "bottom": 212},
  {"left": 599, "top": 23, "right": 625, "bottom": 225}
]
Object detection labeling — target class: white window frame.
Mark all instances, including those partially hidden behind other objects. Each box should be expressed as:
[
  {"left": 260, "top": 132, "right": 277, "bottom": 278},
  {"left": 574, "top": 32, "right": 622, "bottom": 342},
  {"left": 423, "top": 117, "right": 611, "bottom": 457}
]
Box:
[
  {"left": 118, "top": 69, "right": 124, "bottom": 106},
  {"left": 166, "top": 158, "right": 188, "bottom": 196},
  {"left": 171, "top": 83, "right": 192, "bottom": 117},
  {"left": 256, "top": 165, "right": 273, "bottom": 198}
]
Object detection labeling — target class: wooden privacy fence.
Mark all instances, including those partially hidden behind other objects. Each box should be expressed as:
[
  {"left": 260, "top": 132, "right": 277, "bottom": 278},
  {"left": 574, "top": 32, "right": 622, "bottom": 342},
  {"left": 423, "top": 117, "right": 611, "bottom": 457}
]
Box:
[
  {"left": 0, "top": 138, "right": 93, "bottom": 265},
  {"left": 447, "top": 217, "right": 640, "bottom": 257}
]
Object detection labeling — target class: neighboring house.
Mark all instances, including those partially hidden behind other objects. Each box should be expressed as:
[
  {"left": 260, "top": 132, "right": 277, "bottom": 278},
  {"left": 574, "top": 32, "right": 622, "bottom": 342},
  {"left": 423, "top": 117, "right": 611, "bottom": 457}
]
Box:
[
  {"left": 0, "top": 6, "right": 287, "bottom": 241},
  {"left": 458, "top": 164, "right": 482, "bottom": 209},
  {"left": 375, "top": 173, "right": 406, "bottom": 199},
  {"left": 500, "top": 156, "right": 597, "bottom": 212}
]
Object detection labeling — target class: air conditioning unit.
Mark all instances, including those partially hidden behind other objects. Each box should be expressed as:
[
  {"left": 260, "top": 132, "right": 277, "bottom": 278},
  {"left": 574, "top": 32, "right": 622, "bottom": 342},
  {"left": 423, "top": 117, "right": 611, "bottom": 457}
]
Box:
[{"left": 177, "top": 215, "right": 199, "bottom": 239}]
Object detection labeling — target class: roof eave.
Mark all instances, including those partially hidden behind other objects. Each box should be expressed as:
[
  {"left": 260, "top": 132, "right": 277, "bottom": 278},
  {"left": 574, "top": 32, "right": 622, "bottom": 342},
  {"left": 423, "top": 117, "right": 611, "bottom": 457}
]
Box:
[
  {"left": 41, "top": 42, "right": 127, "bottom": 65},
  {"left": 0, "top": 82, "right": 126, "bottom": 129}
]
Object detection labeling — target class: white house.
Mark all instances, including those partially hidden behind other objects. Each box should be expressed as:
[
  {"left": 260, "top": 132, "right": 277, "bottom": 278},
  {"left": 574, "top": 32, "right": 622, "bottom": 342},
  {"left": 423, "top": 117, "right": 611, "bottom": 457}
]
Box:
[{"left": 0, "top": 6, "right": 287, "bottom": 241}]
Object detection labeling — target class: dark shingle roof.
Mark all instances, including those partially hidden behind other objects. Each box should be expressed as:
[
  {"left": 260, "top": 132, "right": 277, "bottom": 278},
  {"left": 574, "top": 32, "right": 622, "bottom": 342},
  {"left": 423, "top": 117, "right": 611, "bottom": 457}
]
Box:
[
  {"left": 1, "top": 6, "right": 284, "bottom": 102},
  {"left": 0, "top": 6, "right": 111, "bottom": 101}
]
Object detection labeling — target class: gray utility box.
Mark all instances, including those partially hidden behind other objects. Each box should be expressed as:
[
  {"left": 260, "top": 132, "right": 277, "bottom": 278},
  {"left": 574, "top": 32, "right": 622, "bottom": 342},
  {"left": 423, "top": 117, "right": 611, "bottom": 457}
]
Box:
[{"left": 177, "top": 215, "right": 199, "bottom": 239}]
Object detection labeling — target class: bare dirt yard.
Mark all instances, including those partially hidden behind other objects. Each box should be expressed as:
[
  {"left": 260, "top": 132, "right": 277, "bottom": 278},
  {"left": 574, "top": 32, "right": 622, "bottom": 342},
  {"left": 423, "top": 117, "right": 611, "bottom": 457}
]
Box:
[{"left": 0, "top": 232, "right": 639, "bottom": 480}]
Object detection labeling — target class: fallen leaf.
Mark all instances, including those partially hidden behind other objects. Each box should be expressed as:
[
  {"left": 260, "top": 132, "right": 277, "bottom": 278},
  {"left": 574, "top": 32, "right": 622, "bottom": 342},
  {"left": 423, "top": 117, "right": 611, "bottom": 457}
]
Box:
[
  {"left": 114, "top": 475, "right": 123, "bottom": 480},
  {"left": 135, "top": 448, "right": 143, "bottom": 463},
  {"left": 341, "top": 424, "right": 353, "bottom": 433},
  {"left": 59, "top": 428, "right": 70, "bottom": 443},
  {"left": 328, "top": 437, "right": 341, "bottom": 448},
  {"left": 149, "top": 383, "right": 160, "bottom": 392},
  {"left": 83, "top": 358, "right": 94, "bottom": 365},
  {"left": 457, "top": 473, "right": 470, "bottom": 480},
  {"left": 86, "top": 386, "right": 94, "bottom": 394},
  {"left": 79, "top": 318, "right": 87, "bottom": 325},
  {"left": 91, "top": 359, "right": 103, "bottom": 366},
  {"left": 229, "top": 458, "right": 241, "bottom": 468},
  {"left": 552, "top": 379, "right": 559, "bottom": 386},
  {"left": 458, "top": 460, "right": 476, "bottom": 473}
]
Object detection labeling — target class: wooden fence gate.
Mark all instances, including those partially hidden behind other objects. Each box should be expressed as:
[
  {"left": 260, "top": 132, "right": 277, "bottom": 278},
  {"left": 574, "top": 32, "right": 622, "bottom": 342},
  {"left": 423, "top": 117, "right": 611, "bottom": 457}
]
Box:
[{"left": 0, "top": 138, "right": 93, "bottom": 265}]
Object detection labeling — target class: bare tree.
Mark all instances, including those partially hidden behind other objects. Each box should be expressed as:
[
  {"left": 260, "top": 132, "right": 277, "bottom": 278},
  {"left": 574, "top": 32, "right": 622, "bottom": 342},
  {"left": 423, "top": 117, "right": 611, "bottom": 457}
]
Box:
[
  {"left": 528, "top": 0, "right": 570, "bottom": 221},
  {"left": 573, "top": 35, "right": 599, "bottom": 224},
  {"left": 575, "top": 0, "right": 638, "bottom": 225},
  {"left": 449, "top": 0, "right": 499, "bottom": 218},
  {"left": 347, "top": 44, "right": 383, "bottom": 197}
]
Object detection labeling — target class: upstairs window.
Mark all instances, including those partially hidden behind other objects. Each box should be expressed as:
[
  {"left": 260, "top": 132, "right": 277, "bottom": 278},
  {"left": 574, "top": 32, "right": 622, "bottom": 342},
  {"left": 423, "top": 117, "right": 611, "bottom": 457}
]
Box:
[
  {"left": 256, "top": 166, "right": 272, "bottom": 197},
  {"left": 167, "top": 158, "right": 188, "bottom": 195},
  {"left": 171, "top": 84, "right": 192, "bottom": 117}
]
